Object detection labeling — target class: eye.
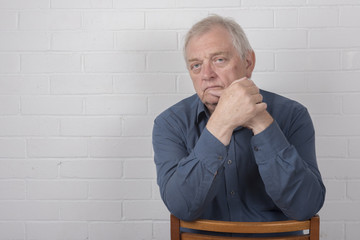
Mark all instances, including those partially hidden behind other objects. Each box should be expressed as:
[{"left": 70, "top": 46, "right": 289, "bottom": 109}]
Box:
[
  {"left": 191, "top": 63, "right": 201, "bottom": 72},
  {"left": 214, "top": 58, "right": 225, "bottom": 64}
]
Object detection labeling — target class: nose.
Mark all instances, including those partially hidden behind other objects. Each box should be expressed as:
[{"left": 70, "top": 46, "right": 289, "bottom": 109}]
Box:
[{"left": 201, "top": 61, "right": 216, "bottom": 81}]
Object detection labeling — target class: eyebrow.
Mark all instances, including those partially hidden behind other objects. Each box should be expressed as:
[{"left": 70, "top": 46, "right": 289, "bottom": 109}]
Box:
[{"left": 187, "top": 51, "right": 229, "bottom": 63}]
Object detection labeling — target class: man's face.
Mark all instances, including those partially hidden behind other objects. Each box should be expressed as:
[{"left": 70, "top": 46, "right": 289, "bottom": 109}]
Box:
[{"left": 185, "top": 26, "right": 254, "bottom": 113}]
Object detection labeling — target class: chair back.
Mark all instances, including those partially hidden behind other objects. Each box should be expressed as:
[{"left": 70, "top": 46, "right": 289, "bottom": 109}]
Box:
[{"left": 170, "top": 214, "right": 319, "bottom": 240}]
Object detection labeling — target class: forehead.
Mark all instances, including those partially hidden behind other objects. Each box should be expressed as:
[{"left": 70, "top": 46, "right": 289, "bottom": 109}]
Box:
[{"left": 185, "top": 26, "right": 234, "bottom": 60}]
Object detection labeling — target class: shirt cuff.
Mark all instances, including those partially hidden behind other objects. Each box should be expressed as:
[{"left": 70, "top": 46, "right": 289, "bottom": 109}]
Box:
[
  {"left": 251, "top": 120, "right": 290, "bottom": 165},
  {"left": 193, "top": 127, "right": 228, "bottom": 174}
]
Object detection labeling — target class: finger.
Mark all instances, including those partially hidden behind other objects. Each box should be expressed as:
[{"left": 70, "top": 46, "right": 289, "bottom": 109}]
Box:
[{"left": 229, "top": 77, "right": 248, "bottom": 87}]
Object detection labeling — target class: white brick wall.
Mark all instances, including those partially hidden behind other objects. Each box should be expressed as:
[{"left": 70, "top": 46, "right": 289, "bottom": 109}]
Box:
[{"left": 0, "top": 1, "right": 359, "bottom": 239}]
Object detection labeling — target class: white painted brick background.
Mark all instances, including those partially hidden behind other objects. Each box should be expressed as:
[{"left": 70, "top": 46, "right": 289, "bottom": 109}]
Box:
[{"left": 0, "top": 1, "right": 359, "bottom": 240}]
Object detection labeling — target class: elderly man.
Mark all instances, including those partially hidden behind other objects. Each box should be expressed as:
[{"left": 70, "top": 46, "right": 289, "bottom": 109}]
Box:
[{"left": 152, "top": 15, "right": 325, "bottom": 223}]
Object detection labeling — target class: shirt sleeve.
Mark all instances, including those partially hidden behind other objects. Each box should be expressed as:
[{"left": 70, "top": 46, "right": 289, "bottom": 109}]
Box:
[
  {"left": 251, "top": 109, "right": 326, "bottom": 220},
  {"left": 152, "top": 115, "right": 228, "bottom": 221}
]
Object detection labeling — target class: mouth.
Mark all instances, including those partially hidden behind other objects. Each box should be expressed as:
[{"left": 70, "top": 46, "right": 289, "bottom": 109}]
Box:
[{"left": 204, "top": 86, "right": 223, "bottom": 98}]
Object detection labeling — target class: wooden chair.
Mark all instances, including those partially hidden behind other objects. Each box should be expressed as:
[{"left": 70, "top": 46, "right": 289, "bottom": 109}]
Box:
[{"left": 170, "top": 214, "right": 319, "bottom": 240}]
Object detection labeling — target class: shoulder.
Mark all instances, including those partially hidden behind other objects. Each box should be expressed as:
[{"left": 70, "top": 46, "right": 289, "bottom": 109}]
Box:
[
  {"left": 261, "top": 90, "right": 312, "bottom": 135},
  {"left": 154, "top": 94, "right": 199, "bottom": 128}
]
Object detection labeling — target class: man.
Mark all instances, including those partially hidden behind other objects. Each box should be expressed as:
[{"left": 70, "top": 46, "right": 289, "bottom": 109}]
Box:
[{"left": 152, "top": 15, "right": 325, "bottom": 224}]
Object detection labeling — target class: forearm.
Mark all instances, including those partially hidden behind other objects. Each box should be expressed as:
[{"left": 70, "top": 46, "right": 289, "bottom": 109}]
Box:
[
  {"left": 252, "top": 121, "right": 325, "bottom": 220},
  {"left": 154, "top": 124, "right": 227, "bottom": 221}
]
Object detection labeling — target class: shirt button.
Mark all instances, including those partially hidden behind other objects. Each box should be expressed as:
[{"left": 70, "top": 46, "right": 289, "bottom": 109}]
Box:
[
  {"left": 227, "top": 159, "right": 232, "bottom": 165},
  {"left": 254, "top": 146, "right": 259, "bottom": 151},
  {"left": 230, "top": 190, "right": 235, "bottom": 196}
]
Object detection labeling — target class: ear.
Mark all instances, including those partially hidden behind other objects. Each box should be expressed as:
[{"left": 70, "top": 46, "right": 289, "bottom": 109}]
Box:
[{"left": 245, "top": 50, "right": 256, "bottom": 78}]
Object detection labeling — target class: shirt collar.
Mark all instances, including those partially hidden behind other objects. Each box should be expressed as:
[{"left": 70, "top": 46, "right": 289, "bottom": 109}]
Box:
[{"left": 195, "top": 96, "right": 210, "bottom": 124}]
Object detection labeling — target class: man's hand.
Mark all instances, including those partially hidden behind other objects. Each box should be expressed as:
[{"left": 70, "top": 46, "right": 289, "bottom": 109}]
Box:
[{"left": 206, "top": 77, "right": 273, "bottom": 145}]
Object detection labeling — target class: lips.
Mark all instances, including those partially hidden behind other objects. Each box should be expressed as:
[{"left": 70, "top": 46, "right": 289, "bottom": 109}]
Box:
[{"left": 204, "top": 86, "right": 223, "bottom": 97}]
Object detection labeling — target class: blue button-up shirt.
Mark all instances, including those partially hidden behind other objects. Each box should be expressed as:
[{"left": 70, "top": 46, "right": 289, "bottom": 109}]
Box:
[{"left": 153, "top": 90, "right": 325, "bottom": 222}]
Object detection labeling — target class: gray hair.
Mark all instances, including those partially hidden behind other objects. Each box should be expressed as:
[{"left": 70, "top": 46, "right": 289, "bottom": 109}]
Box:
[{"left": 184, "top": 15, "right": 253, "bottom": 60}]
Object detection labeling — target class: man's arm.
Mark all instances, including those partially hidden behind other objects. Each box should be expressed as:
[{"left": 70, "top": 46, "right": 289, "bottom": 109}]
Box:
[
  {"left": 252, "top": 109, "right": 325, "bottom": 220},
  {"left": 152, "top": 115, "right": 227, "bottom": 221}
]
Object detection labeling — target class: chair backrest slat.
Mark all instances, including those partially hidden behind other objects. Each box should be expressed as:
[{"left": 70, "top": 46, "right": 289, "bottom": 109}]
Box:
[{"left": 170, "top": 214, "right": 320, "bottom": 240}]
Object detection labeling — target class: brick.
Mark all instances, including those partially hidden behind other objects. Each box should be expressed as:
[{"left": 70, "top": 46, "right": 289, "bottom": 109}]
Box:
[
  {"left": 27, "top": 181, "right": 88, "bottom": 200},
  {"left": 307, "top": 72, "right": 360, "bottom": 93},
  {"left": 60, "top": 160, "right": 122, "bottom": 179},
  {"left": 0, "top": 117, "right": 59, "bottom": 136},
  {"left": 313, "top": 116, "right": 360, "bottom": 136},
  {"left": 60, "top": 202, "right": 122, "bottom": 221},
  {"left": 147, "top": 52, "right": 187, "bottom": 73},
  {"left": 21, "top": 54, "right": 82, "bottom": 73},
  {"left": 343, "top": 94, "right": 360, "bottom": 114},
  {"left": 50, "top": 75, "right": 112, "bottom": 94},
  {"left": 85, "top": 96, "right": 147, "bottom": 115},
  {"left": 0, "top": 32, "right": 49, "bottom": 51},
  {"left": 148, "top": 94, "right": 197, "bottom": 114},
  {"left": 310, "top": 29, "right": 360, "bottom": 48},
  {"left": 21, "top": 96, "right": 83, "bottom": 115},
  {"left": 340, "top": 6, "right": 360, "bottom": 27},
  {"left": 316, "top": 137, "right": 347, "bottom": 158},
  {"left": 252, "top": 72, "right": 307, "bottom": 93},
  {"left": 0, "top": 76, "right": 49, "bottom": 95},
  {"left": 89, "top": 138, "right": 152, "bottom": 157},
  {"left": 19, "top": 11, "right": 81, "bottom": 30},
  {"left": 122, "top": 116, "right": 154, "bottom": 137},
  {"left": 342, "top": 51, "right": 360, "bottom": 70},
  {"left": 0, "top": 54, "right": 20, "bottom": 73},
  {"left": 0, "top": 138, "right": 25, "bottom": 158},
  {"left": 242, "top": 0, "right": 306, "bottom": 6},
  {"left": 0, "top": 0, "right": 49, "bottom": 9},
  {"left": 60, "top": 117, "right": 122, "bottom": 137},
  {"left": 27, "top": 222, "right": 87, "bottom": 240},
  {"left": 177, "top": 0, "right": 239, "bottom": 7},
  {"left": 319, "top": 222, "right": 344, "bottom": 240},
  {"left": 0, "top": 12, "right": 17, "bottom": 29},
  {"left": 113, "top": 74, "right": 176, "bottom": 94},
  {"left": 89, "top": 180, "right": 152, "bottom": 200},
  {"left": 84, "top": 53, "right": 145, "bottom": 73},
  {"left": 27, "top": 138, "right": 88, "bottom": 158},
  {"left": 347, "top": 181, "right": 360, "bottom": 200},
  {"left": 177, "top": 75, "right": 195, "bottom": 94},
  {"left": 299, "top": 7, "right": 338, "bottom": 27},
  {"left": 323, "top": 180, "right": 346, "bottom": 200},
  {"left": 320, "top": 201, "right": 360, "bottom": 221},
  {"left": 0, "top": 181, "right": 26, "bottom": 200},
  {"left": 82, "top": 11, "right": 144, "bottom": 30},
  {"left": 0, "top": 160, "right": 58, "bottom": 179},
  {"left": 253, "top": 52, "right": 275, "bottom": 72},
  {"left": 52, "top": 31, "right": 113, "bottom": 51},
  {"left": 349, "top": 138, "right": 360, "bottom": 158},
  {"left": 318, "top": 159, "right": 360, "bottom": 179},
  {"left": 0, "top": 222, "right": 24, "bottom": 239},
  {"left": 123, "top": 159, "right": 156, "bottom": 179},
  {"left": 89, "top": 222, "right": 152, "bottom": 240},
  {"left": 0, "top": 96, "right": 19, "bottom": 115},
  {"left": 308, "top": 0, "right": 360, "bottom": 5},
  {"left": 114, "top": 0, "right": 174, "bottom": 8},
  {"left": 51, "top": 0, "right": 112, "bottom": 8},
  {"left": 286, "top": 94, "right": 341, "bottom": 114},
  {"left": 210, "top": 10, "right": 271, "bottom": 29},
  {"left": 153, "top": 222, "right": 170, "bottom": 240},
  {"left": 248, "top": 30, "right": 307, "bottom": 49},
  {"left": 123, "top": 200, "right": 169, "bottom": 220},
  {"left": 346, "top": 223, "right": 360, "bottom": 240},
  {"left": 275, "top": 9, "right": 298, "bottom": 28},
  {"left": 276, "top": 51, "right": 340, "bottom": 71},
  {"left": 0, "top": 201, "right": 58, "bottom": 220},
  {"left": 115, "top": 31, "right": 177, "bottom": 51},
  {"left": 146, "top": 11, "right": 208, "bottom": 30}
]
